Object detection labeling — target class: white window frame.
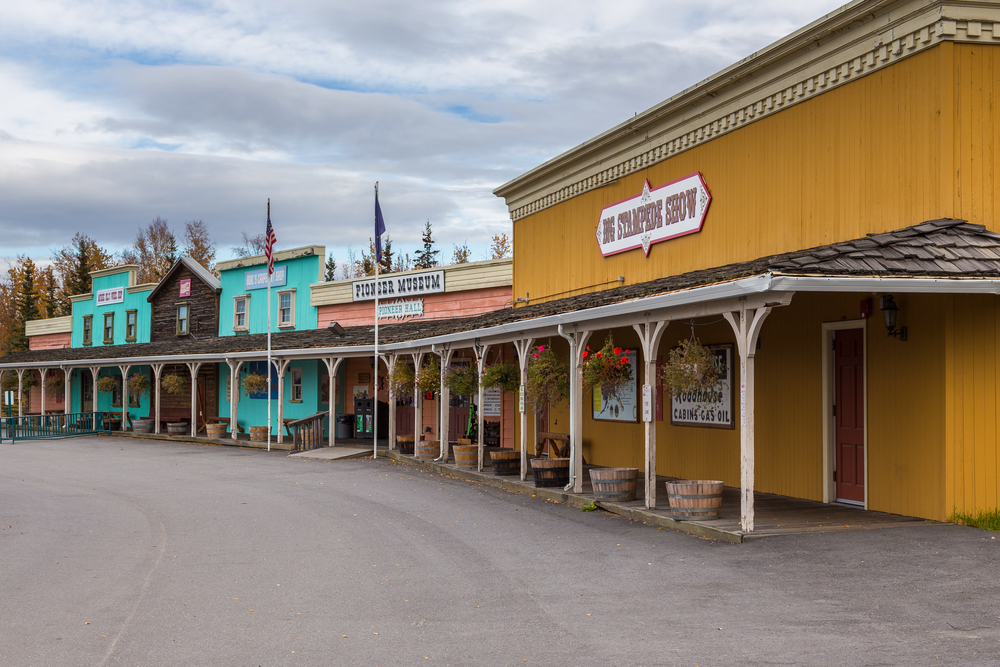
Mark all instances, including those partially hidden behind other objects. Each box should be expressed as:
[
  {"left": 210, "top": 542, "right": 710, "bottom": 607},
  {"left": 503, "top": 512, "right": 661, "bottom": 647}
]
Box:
[
  {"left": 290, "top": 367, "right": 303, "bottom": 402},
  {"left": 233, "top": 295, "right": 250, "bottom": 332},
  {"left": 277, "top": 289, "right": 295, "bottom": 329}
]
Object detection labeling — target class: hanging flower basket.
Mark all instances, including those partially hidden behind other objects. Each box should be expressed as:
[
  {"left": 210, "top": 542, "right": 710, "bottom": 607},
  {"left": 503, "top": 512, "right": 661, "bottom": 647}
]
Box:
[
  {"left": 581, "top": 335, "right": 633, "bottom": 399},
  {"left": 416, "top": 355, "right": 441, "bottom": 394},
  {"left": 160, "top": 374, "right": 186, "bottom": 395},
  {"left": 661, "top": 337, "right": 720, "bottom": 397},
  {"left": 242, "top": 372, "right": 270, "bottom": 397},
  {"left": 480, "top": 361, "right": 520, "bottom": 394},
  {"left": 45, "top": 374, "right": 64, "bottom": 393},
  {"left": 387, "top": 362, "right": 415, "bottom": 399},
  {"left": 96, "top": 375, "right": 119, "bottom": 394},
  {"left": 444, "top": 363, "right": 479, "bottom": 397},
  {"left": 525, "top": 343, "right": 569, "bottom": 415},
  {"left": 127, "top": 373, "right": 149, "bottom": 404}
]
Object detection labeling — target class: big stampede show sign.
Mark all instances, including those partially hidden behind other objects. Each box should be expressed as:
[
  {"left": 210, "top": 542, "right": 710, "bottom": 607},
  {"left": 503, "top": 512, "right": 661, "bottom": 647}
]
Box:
[
  {"left": 596, "top": 172, "right": 712, "bottom": 257},
  {"left": 353, "top": 270, "right": 445, "bottom": 302}
]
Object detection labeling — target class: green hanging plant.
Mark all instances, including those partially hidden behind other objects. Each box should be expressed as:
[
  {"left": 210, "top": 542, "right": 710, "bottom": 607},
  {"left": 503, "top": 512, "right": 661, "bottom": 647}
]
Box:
[
  {"left": 242, "top": 372, "right": 270, "bottom": 397},
  {"left": 45, "top": 373, "right": 65, "bottom": 393},
  {"left": 160, "top": 374, "right": 186, "bottom": 395},
  {"left": 661, "top": 337, "right": 720, "bottom": 397},
  {"left": 524, "top": 342, "right": 569, "bottom": 415},
  {"left": 581, "top": 335, "right": 633, "bottom": 399},
  {"left": 96, "top": 375, "right": 119, "bottom": 394},
  {"left": 388, "top": 361, "right": 415, "bottom": 398},
  {"left": 127, "top": 373, "right": 149, "bottom": 404},
  {"left": 416, "top": 355, "right": 441, "bottom": 393},
  {"left": 444, "top": 363, "right": 479, "bottom": 397},
  {"left": 480, "top": 360, "right": 520, "bottom": 394}
]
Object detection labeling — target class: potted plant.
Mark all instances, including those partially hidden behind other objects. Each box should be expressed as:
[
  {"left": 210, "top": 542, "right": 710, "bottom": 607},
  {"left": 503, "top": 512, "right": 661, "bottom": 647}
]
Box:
[
  {"left": 242, "top": 371, "right": 270, "bottom": 396},
  {"left": 444, "top": 363, "right": 478, "bottom": 400},
  {"left": 661, "top": 337, "right": 719, "bottom": 398},
  {"left": 45, "top": 373, "right": 64, "bottom": 394},
  {"left": 96, "top": 375, "right": 119, "bottom": 395},
  {"left": 160, "top": 373, "right": 186, "bottom": 395},
  {"left": 525, "top": 343, "right": 571, "bottom": 486},
  {"left": 415, "top": 355, "right": 441, "bottom": 394},
  {"left": 581, "top": 335, "right": 633, "bottom": 399}
]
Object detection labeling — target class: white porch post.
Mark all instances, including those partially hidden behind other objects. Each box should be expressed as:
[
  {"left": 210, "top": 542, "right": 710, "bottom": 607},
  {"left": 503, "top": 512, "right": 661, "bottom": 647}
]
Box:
[
  {"left": 323, "top": 357, "right": 343, "bottom": 447},
  {"left": 150, "top": 364, "right": 165, "bottom": 434},
  {"left": 185, "top": 362, "right": 202, "bottom": 437},
  {"left": 89, "top": 366, "right": 100, "bottom": 424},
  {"left": 386, "top": 354, "right": 398, "bottom": 450},
  {"left": 475, "top": 341, "right": 490, "bottom": 472},
  {"left": 118, "top": 365, "right": 130, "bottom": 430},
  {"left": 272, "top": 358, "right": 289, "bottom": 445},
  {"left": 434, "top": 345, "right": 454, "bottom": 462},
  {"left": 558, "top": 326, "right": 591, "bottom": 493},
  {"left": 61, "top": 367, "right": 71, "bottom": 415},
  {"left": 16, "top": 369, "right": 24, "bottom": 417},
  {"left": 411, "top": 351, "right": 425, "bottom": 447},
  {"left": 39, "top": 368, "right": 47, "bottom": 417},
  {"left": 633, "top": 320, "right": 669, "bottom": 509},
  {"left": 512, "top": 338, "right": 535, "bottom": 481},
  {"left": 724, "top": 302, "right": 772, "bottom": 533},
  {"left": 227, "top": 359, "right": 242, "bottom": 440}
]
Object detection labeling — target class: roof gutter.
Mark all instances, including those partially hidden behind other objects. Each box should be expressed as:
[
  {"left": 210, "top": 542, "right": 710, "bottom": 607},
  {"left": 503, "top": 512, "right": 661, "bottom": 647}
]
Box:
[{"left": 767, "top": 275, "right": 1000, "bottom": 294}]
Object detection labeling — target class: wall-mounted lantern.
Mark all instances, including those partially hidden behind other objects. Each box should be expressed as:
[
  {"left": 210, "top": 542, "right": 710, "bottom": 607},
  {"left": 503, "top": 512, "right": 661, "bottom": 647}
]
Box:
[{"left": 879, "top": 295, "right": 907, "bottom": 341}]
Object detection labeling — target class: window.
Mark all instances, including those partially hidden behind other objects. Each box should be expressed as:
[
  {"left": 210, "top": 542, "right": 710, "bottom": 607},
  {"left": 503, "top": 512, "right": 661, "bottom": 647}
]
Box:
[
  {"left": 125, "top": 310, "right": 137, "bottom": 342},
  {"left": 277, "top": 289, "right": 295, "bottom": 328},
  {"left": 233, "top": 296, "right": 249, "bottom": 332},
  {"left": 290, "top": 367, "right": 303, "bottom": 402},
  {"left": 103, "top": 312, "right": 114, "bottom": 344},
  {"left": 110, "top": 375, "right": 122, "bottom": 408},
  {"left": 176, "top": 302, "right": 190, "bottom": 336},
  {"left": 320, "top": 373, "right": 330, "bottom": 405},
  {"left": 82, "top": 315, "right": 93, "bottom": 345}
]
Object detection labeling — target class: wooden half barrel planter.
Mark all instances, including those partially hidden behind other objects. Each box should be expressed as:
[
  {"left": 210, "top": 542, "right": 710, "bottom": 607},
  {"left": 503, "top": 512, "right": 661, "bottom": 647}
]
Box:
[
  {"left": 166, "top": 422, "right": 188, "bottom": 435},
  {"left": 396, "top": 435, "right": 415, "bottom": 455},
  {"left": 249, "top": 426, "right": 269, "bottom": 443},
  {"left": 132, "top": 419, "right": 154, "bottom": 434},
  {"left": 415, "top": 440, "right": 439, "bottom": 461},
  {"left": 589, "top": 468, "right": 638, "bottom": 502},
  {"left": 490, "top": 449, "right": 521, "bottom": 476},
  {"left": 665, "top": 480, "right": 724, "bottom": 520},
  {"left": 530, "top": 458, "right": 570, "bottom": 488},
  {"left": 205, "top": 422, "right": 228, "bottom": 438},
  {"left": 453, "top": 441, "right": 478, "bottom": 467}
]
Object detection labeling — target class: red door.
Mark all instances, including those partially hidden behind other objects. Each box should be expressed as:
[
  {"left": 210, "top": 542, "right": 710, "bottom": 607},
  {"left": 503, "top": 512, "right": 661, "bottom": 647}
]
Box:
[
  {"left": 395, "top": 396, "right": 414, "bottom": 436},
  {"left": 835, "top": 329, "right": 865, "bottom": 504}
]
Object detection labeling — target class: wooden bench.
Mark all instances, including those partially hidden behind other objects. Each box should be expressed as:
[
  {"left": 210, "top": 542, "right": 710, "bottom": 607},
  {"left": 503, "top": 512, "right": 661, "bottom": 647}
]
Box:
[{"left": 537, "top": 431, "right": 570, "bottom": 458}]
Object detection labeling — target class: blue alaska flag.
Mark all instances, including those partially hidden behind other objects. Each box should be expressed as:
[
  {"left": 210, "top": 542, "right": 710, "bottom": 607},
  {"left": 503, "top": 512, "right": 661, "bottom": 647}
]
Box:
[{"left": 375, "top": 189, "right": 386, "bottom": 264}]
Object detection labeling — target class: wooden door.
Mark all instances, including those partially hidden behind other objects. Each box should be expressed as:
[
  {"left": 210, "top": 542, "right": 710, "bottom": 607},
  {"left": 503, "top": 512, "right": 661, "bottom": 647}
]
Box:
[
  {"left": 81, "top": 370, "right": 94, "bottom": 413},
  {"left": 835, "top": 329, "right": 865, "bottom": 504},
  {"left": 449, "top": 395, "right": 470, "bottom": 439},
  {"left": 395, "top": 395, "right": 414, "bottom": 436}
]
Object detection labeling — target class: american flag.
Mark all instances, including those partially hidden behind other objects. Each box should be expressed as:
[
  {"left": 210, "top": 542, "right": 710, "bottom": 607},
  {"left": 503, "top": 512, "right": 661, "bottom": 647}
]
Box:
[{"left": 265, "top": 212, "right": 277, "bottom": 275}]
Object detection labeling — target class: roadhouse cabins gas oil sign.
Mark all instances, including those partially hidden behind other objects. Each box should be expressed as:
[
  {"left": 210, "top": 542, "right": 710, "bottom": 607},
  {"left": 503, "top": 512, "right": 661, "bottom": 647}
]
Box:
[{"left": 596, "top": 172, "right": 711, "bottom": 258}]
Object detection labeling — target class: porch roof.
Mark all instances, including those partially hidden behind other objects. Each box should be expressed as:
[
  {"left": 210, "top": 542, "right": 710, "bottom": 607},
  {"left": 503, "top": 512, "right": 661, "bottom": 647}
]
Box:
[{"left": 4, "top": 218, "right": 1000, "bottom": 369}]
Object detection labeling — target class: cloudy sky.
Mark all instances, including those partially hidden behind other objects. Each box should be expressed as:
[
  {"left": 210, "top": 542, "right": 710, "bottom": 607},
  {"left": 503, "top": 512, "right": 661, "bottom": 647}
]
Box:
[{"left": 0, "top": 0, "right": 843, "bottom": 271}]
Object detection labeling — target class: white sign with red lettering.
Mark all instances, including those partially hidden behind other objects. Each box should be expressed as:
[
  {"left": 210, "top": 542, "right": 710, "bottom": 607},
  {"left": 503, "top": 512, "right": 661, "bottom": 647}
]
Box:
[
  {"left": 95, "top": 286, "right": 125, "bottom": 306},
  {"left": 596, "top": 172, "right": 711, "bottom": 258}
]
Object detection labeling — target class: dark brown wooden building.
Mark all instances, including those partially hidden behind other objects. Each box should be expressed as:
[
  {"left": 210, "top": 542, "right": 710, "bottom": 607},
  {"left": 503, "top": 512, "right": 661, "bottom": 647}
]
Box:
[{"left": 146, "top": 257, "right": 222, "bottom": 430}]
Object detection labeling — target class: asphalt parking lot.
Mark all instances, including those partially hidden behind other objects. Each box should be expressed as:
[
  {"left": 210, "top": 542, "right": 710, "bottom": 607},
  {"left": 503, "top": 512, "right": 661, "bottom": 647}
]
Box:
[{"left": 2, "top": 436, "right": 998, "bottom": 666}]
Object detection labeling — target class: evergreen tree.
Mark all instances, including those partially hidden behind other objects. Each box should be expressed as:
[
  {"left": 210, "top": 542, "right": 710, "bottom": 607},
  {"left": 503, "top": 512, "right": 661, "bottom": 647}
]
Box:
[
  {"left": 414, "top": 220, "right": 439, "bottom": 269},
  {"left": 378, "top": 236, "right": 394, "bottom": 274},
  {"left": 325, "top": 252, "right": 338, "bottom": 281},
  {"left": 10, "top": 256, "right": 39, "bottom": 353},
  {"left": 39, "top": 266, "right": 59, "bottom": 318}
]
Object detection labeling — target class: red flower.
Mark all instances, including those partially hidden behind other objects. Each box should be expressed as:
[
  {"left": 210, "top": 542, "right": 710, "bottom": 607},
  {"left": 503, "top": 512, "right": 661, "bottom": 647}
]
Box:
[
  {"left": 596, "top": 351, "right": 602, "bottom": 358},
  {"left": 533, "top": 353, "right": 538, "bottom": 358},
  {"left": 582, "top": 351, "right": 588, "bottom": 359},
  {"left": 614, "top": 347, "right": 622, "bottom": 355},
  {"left": 624, "top": 349, "right": 629, "bottom": 354},
  {"left": 620, "top": 358, "right": 629, "bottom": 365},
  {"left": 538, "top": 345, "right": 545, "bottom": 351}
]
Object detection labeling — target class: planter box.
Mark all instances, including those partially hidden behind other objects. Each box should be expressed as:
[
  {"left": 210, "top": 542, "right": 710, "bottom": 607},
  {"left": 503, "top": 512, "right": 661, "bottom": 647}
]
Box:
[
  {"left": 415, "top": 440, "right": 439, "bottom": 461},
  {"left": 206, "top": 423, "right": 228, "bottom": 438},
  {"left": 248, "top": 426, "right": 269, "bottom": 442},
  {"left": 589, "top": 468, "right": 638, "bottom": 502},
  {"left": 167, "top": 422, "right": 188, "bottom": 435},
  {"left": 665, "top": 480, "right": 724, "bottom": 520},
  {"left": 530, "top": 457, "right": 570, "bottom": 488},
  {"left": 452, "top": 444, "right": 478, "bottom": 467},
  {"left": 490, "top": 449, "right": 521, "bottom": 476}
]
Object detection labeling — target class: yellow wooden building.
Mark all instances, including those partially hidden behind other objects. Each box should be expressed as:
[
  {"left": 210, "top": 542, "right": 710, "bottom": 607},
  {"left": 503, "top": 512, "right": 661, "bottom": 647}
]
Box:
[{"left": 494, "top": 0, "right": 1000, "bottom": 526}]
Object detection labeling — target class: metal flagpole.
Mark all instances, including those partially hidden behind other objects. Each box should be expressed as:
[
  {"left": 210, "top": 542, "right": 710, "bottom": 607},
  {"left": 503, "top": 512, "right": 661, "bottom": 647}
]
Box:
[
  {"left": 267, "top": 199, "right": 272, "bottom": 452},
  {"left": 373, "top": 183, "right": 379, "bottom": 459}
]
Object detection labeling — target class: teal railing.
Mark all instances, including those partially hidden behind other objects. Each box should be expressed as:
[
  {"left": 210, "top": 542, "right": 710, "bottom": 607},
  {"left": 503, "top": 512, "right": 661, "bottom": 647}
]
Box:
[{"left": 0, "top": 412, "right": 113, "bottom": 442}]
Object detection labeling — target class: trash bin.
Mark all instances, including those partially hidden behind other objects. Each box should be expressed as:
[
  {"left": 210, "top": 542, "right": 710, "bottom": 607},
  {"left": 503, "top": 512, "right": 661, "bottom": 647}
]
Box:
[{"left": 336, "top": 414, "right": 354, "bottom": 439}]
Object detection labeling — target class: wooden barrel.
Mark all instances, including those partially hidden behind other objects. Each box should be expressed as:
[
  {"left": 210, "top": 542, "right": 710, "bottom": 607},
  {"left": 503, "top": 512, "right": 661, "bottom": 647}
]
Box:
[
  {"left": 415, "top": 440, "right": 439, "bottom": 461},
  {"left": 249, "top": 426, "right": 269, "bottom": 442},
  {"left": 457, "top": 438, "right": 473, "bottom": 445},
  {"left": 665, "top": 480, "right": 724, "bottom": 520},
  {"left": 490, "top": 449, "right": 521, "bottom": 476},
  {"left": 167, "top": 422, "right": 188, "bottom": 435},
  {"left": 589, "top": 468, "right": 638, "bottom": 502},
  {"left": 453, "top": 444, "right": 478, "bottom": 467},
  {"left": 206, "top": 423, "right": 227, "bottom": 438},
  {"left": 396, "top": 435, "right": 415, "bottom": 455},
  {"left": 132, "top": 419, "right": 154, "bottom": 434},
  {"left": 530, "top": 458, "right": 570, "bottom": 488}
]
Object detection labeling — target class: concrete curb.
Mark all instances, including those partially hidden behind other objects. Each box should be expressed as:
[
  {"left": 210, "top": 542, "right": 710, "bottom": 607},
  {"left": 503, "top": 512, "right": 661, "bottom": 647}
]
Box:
[{"left": 379, "top": 450, "right": 745, "bottom": 543}]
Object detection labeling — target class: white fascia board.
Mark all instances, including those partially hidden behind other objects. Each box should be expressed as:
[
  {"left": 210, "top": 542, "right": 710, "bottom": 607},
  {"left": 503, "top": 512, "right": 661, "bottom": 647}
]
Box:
[
  {"left": 381, "top": 274, "right": 777, "bottom": 351},
  {"left": 767, "top": 275, "right": 1000, "bottom": 294}
]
